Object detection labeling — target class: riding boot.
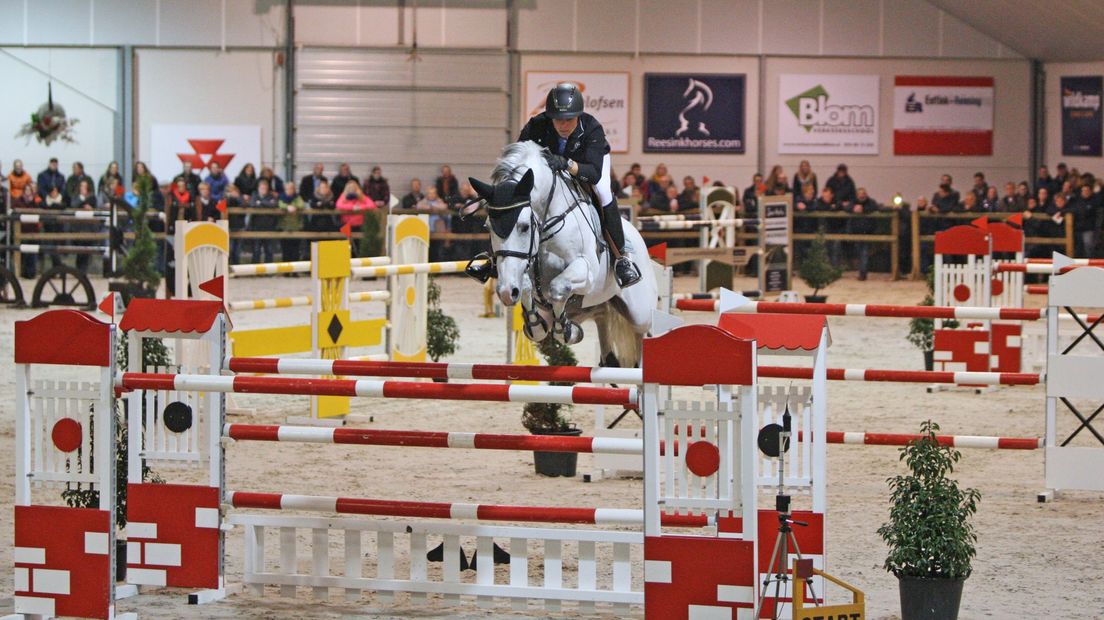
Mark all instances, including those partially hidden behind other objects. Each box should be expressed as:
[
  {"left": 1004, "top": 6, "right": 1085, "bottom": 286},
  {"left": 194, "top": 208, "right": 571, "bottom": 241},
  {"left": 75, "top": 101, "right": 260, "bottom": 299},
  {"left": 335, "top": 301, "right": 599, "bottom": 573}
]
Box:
[
  {"left": 601, "top": 199, "right": 641, "bottom": 288},
  {"left": 464, "top": 251, "right": 497, "bottom": 283}
]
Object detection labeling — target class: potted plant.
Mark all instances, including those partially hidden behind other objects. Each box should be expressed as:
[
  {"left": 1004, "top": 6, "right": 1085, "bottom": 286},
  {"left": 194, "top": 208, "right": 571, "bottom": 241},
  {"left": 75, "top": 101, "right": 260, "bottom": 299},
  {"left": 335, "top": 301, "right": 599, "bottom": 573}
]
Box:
[
  {"left": 109, "top": 175, "right": 161, "bottom": 303},
  {"left": 906, "top": 270, "right": 959, "bottom": 371},
  {"left": 62, "top": 338, "right": 168, "bottom": 581},
  {"left": 521, "top": 338, "right": 582, "bottom": 477},
  {"left": 425, "top": 277, "right": 460, "bottom": 377},
  {"left": 359, "top": 209, "right": 384, "bottom": 259},
  {"left": 798, "top": 231, "right": 842, "bottom": 303},
  {"left": 878, "top": 420, "right": 981, "bottom": 620}
]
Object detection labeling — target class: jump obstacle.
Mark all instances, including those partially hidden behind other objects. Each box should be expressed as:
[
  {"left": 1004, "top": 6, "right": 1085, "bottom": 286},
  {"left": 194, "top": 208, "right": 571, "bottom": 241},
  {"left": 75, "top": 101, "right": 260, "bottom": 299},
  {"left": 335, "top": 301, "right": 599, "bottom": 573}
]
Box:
[{"left": 15, "top": 303, "right": 831, "bottom": 618}]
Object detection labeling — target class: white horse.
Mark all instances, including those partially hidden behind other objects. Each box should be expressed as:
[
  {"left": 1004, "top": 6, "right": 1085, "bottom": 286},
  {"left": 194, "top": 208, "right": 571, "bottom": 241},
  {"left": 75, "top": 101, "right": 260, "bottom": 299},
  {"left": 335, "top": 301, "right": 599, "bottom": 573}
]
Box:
[{"left": 468, "top": 141, "right": 656, "bottom": 369}]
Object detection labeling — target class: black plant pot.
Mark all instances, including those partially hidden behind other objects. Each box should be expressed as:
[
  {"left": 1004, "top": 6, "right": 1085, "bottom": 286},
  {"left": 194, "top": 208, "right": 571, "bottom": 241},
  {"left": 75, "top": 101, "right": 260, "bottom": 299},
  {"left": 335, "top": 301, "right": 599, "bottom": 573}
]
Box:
[
  {"left": 805, "top": 294, "right": 828, "bottom": 303},
  {"left": 531, "top": 427, "right": 583, "bottom": 477},
  {"left": 923, "top": 350, "right": 935, "bottom": 371},
  {"left": 116, "top": 539, "right": 127, "bottom": 582},
  {"left": 899, "top": 575, "right": 965, "bottom": 620}
]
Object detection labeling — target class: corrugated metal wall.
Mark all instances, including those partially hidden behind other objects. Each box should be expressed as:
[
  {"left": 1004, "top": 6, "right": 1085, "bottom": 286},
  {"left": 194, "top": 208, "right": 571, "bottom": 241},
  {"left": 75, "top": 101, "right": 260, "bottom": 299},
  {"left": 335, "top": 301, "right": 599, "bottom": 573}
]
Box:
[{"left": 295, "top": 48, "right": 509, "bottom": 192}]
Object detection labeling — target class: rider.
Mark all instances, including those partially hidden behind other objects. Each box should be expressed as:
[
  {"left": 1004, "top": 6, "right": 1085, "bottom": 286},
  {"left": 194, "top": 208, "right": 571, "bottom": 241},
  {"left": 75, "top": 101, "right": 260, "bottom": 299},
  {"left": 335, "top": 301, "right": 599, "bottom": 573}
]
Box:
[{"left": 467, "top": 82, "right": 642, "bottom": 288}]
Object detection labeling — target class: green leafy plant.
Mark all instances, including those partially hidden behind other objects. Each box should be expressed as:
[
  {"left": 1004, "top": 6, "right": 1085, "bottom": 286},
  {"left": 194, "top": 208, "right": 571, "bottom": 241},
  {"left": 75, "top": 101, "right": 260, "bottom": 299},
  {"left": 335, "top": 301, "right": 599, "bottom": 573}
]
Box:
[
  {"left": 798, "top": 231, "right": 842, "bottom": 297},
  {"left": 359, "top": 210, "right": 384, "bottom": 258},
  {"left": 877, "top": 420, "right": 980, "bottom": 580},
  {"left": 120, "top": 175, "right": 161, "bottom": 294},
  {"left": 521, "top": 338, "right": 578, "bottom": 433},
  {"left": 907, "top": 270, "right": 960, "bottom": 352},
  {"left": 426, "top": 277, "right": 460, "bottom": 362}
]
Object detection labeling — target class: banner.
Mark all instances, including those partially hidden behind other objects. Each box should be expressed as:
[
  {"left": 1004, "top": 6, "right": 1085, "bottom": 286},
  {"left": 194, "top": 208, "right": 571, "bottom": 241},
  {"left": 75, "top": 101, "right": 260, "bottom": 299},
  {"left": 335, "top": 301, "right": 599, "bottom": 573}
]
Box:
[
  {"left": 524, "top": 72, "right": 629, "bottom": 153},
  {"left": 778, "top": 74, "right": 879, "bottom": 155},
  {"left": 643, "top": 73, "right": 745, "bottom": 153},
  {"left": 893, "top": 76, "right": 994, "bottom": 156},
  {"left": 1061, "top": 76, "right": 1103, "bottom": 157},
  {"left": 150, "top": 124, "right": 261, "bottom": 182}
]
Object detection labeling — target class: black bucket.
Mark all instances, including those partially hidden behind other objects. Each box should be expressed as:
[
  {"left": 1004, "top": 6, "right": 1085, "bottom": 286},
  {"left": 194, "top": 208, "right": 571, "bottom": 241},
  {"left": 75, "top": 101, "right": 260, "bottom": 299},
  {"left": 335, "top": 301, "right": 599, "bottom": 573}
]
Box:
[
  {"left": 531, "top": 428, "right": 583, "bottom": 477},
  {"left": 899, "top": 575, "right": 965, "bottom": 620}
]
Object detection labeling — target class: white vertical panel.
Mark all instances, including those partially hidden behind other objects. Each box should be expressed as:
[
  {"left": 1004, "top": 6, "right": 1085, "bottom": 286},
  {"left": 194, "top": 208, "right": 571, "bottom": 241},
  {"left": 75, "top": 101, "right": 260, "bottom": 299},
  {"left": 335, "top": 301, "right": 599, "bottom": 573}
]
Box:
[
  {"left": 358, "top": 5, "right": 401, "bottom": 46},
  {"left": 27, "top": 0, "right": 90, "bottom": 45},
  {"left": 93, "top": 0, "right": 156, "bottom": 45},
  {"left": 443, "top": 2, "right": 507, "bottom": 48},
  {"left": 821, "top": 0, "right": 880, "bottom": 56},
  {"left": 940, "top": 10, "right": 999, "bottom": 58},
  {"left": 638, "top": 0, "right": 696, "bottom": 54},
  {"left": 576, "top": 0, "right": 634, "bottom": 54},
  {"left": 700, "top": 0, "right": 759, "bottom": 55},
  {"left": 402, "top": 0, "right": 444, "bottom": 47},
  {"left": 517, "top": 0, "right": 575, "bottom": 52},
  {"left": 0, "top": 0, "right": 26, "bottom": 44},
  {"left": 294, "top": 0, "right": 359, "bottom": 47},
  {"left": 762, "top": 0, "right": 819, "bottom": 56},
  {"left": 224, "top": 0, "right": 285, "bottom": 47},
  {"left": 882, "top": 0, "right": 939, "bottom": 57},
  {"left": 158, "top": 0, "right": 221, "bottom": 47}
]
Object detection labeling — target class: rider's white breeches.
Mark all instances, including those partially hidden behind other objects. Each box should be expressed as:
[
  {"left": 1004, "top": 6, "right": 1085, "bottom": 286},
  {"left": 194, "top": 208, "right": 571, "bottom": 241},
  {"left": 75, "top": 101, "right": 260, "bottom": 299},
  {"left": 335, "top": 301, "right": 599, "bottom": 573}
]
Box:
[{"left": 593, "top": 153, "right": 613, "bottom": 205}]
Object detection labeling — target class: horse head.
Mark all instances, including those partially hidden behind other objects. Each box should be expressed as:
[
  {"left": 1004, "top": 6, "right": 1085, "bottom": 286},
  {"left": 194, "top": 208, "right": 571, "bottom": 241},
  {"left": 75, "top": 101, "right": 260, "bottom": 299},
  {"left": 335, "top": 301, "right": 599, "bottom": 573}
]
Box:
[{"left": 469, "top": 168, "right": 537, "bottom": 307}]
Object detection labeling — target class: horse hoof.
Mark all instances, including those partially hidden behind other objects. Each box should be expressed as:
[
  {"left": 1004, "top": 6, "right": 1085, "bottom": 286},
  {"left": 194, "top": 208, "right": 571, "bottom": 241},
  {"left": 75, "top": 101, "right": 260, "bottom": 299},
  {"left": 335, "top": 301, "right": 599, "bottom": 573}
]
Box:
[{"left": 559, "top": 322, "right": 583, "bottom": 345}]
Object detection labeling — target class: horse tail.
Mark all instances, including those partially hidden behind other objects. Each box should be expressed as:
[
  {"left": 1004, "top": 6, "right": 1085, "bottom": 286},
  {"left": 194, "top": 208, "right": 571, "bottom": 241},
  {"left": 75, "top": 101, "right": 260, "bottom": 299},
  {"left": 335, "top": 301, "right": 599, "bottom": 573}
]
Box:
[{"left": 601, "top": 297, "right": 643, "bottom": 369}]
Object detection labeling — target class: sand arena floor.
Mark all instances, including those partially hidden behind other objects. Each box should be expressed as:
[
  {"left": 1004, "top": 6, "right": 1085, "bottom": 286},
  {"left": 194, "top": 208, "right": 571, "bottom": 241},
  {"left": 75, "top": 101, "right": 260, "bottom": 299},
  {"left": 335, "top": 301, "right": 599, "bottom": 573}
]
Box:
[{"left": 0, "top": 270, "right": 1101, "bottom": 618}]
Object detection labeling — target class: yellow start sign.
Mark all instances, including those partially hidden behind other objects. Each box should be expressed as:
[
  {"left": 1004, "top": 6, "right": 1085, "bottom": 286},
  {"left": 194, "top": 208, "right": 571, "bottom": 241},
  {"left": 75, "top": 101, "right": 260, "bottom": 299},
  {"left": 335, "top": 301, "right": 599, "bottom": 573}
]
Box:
[{"left": 792, "top": 559, "right": 864, "bottom": 620}]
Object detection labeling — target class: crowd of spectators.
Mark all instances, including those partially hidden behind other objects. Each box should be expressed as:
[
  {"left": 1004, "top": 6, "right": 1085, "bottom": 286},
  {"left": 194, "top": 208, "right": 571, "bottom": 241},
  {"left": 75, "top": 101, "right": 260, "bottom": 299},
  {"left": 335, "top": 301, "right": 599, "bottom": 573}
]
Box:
[{"left": 5, "top": 156, "right": 1102, "bottom": 282}]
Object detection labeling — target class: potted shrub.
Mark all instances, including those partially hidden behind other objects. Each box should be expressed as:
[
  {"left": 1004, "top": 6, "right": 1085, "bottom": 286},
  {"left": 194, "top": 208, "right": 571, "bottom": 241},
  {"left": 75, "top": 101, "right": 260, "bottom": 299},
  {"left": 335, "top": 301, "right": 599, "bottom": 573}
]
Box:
[
  {"left": 425, "top": 277, "right": 460, "bottom": 377},
  {"left": 359, "top": 209, "right": 384, "bottom": 258},
  {"left": 521, "top": 338, "right": 582, "bottom": 477},
  {"left": 62, "top": 338, "right": 168, "bottom": 581},
  {"left": 906, "top": 271, "right": 959, "bottom": 371},
  {"left": 878, "top": 420, "right": 981, "bottom": 620},
  {"left": 798, "top": 231, "right": 842, "bottom": 303},
  {"left": 109, "top": 175, "right": 161, "bottom": 303}
]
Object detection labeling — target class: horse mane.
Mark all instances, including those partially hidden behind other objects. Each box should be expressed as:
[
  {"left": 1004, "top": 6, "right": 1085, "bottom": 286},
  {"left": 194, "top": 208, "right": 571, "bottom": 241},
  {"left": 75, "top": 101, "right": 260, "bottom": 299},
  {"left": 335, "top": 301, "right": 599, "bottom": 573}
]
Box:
[{"left": 492, "top": 141, "right": 544, "bottom": 184}]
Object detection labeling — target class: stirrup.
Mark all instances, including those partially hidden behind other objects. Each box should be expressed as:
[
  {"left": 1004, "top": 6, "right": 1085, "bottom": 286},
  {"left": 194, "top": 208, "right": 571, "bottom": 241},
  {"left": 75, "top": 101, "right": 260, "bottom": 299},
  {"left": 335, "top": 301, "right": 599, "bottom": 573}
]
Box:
[
  {"left": 615, "top": 256, "right": 642, "bottom": 288},
  {"left": 465, "top": 252, "right": 496, "bottom": 283}
]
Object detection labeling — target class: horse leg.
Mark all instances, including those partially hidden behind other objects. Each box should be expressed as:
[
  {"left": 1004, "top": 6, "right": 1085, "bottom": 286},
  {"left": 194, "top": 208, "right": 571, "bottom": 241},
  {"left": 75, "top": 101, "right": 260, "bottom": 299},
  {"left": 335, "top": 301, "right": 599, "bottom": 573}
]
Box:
[
  {"left": 549, "top": 258, "right": 590, "bottom": 345},
  {"left": 518, "top": 291, "right": 553, "bottom": 343}
]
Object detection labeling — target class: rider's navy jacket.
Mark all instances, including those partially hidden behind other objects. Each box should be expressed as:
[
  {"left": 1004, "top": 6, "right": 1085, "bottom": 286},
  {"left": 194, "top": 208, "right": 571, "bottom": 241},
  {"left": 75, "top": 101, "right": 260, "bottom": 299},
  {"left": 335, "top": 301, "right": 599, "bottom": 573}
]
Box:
[{"left": 518, "top": 112, "right": 610, "bottom": 186}]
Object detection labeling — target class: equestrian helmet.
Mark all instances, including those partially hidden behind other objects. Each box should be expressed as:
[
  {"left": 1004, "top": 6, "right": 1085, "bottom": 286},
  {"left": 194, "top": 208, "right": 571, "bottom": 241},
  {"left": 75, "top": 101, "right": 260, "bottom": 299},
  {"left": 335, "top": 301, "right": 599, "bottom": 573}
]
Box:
[{"left": 545, "top": 83, "right": 584, "bottom": 120}]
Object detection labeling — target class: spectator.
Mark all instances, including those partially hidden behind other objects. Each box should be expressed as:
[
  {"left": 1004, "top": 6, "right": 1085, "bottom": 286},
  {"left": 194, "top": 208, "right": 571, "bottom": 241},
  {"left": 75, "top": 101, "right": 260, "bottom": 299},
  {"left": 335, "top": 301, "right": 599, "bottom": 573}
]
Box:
[
  {"left": 742, "top": 173, "right": 764, "bottom": 217},
  {"left": 931, "top": 184, "right": 958, "bottom": 213},
  {"left": 849, "top": 187, "right": 879, "bottom": 280},
  {"left": 435, "top": 165, "right": 459, "bottom": 203},
  {"left": 299, "top": 163, "right": 327, "bottom": 202},
  {"left": 259, "top": 166, "right": 285, "bottom": 196},
  {"left": 331, "top": 163, "right": 358, "bottom": 202},
  {"left": 1037, "top": 186, "right": 1052, "bottom": 212},
  {"left": 981, "top": 186, "right": 1000, "bottom": 212},
  {"left": 133, "top": 161, "right": 164, "bottom": 210},
  {"left": 98, "top": 162, "right": 123, "bottom": 197},
  {"left": 794, "top": 184, "right": 817, "bottom": 233},
  {"left": 764, "top": 165, "right": 788, "bottom": 195},
  {"left": 67, "top": 179, "right": 98, "bottom": 272},
  {"left": 279, "top": 180, "right": 305, "bottom": 262},
  {"left": 814, "top": 186, "right": 836, "bottom": 214},
  {"left": 645, "top": 164, "right": 669, "bottom": 199},
  {"left": 1000, "top": 182, "right": 1024, "bottom": 212},
  {"left": 647, "top": 176, "right": 675, "bottom": 210},
  {"left": 1054, "top": 162, "right": 1069, "bottom": 191},
  {"left": 971, "top": 172, "right": 988, "bottom": 202},
  {"left": 1035, "top": 165, "right": 1055, "bottom": 196},
  {"left": 168, "top": 177, "right": 195, "bottom": 232},
  {"left": 224, "top": 184, "right": 245, "bottom": 264},
  {"left": 195, "top": 183, "right": 220, "bottom": 222},
  {"left": 44, "top": 185, "right": 65, "bottom": 208},
  {"left": 813, "top": 185, "right": 844, "bottom": 265},
  {"left": 98, "top": 176, "right": 123, "bottom": 210},
  {"left": 678, "top": 176, "right": 699, "bottom": 210},
  {"left": 37, "top": 158, "right": 65, "bottom": 199},
  {"left": 960, "top": 191, "right": 980, "bottom": 213},
  {"left": 70, "top": 178, "right": 97, "bottom": 210},
  {"left": 1071, "top": 183, "right": 1100, "bottom": 258},
  {"left": 249, "top": 178, "right": 279, "bottom": 263},
  {"left": 233, "top": 163, "right": 257, "bottom": 200},
  {"left": 401, "top": 178, "right": 425, "bottom": 210},
  {"left": 418, "top": 185, "right": 450, "bottom": 261},
  {"left": 653, "top": 185, "right": 682, "bottom": 213},
  {"left": 64, "top": 162, "right": 93, "bottom": 201},
  {"left": 336, "top": 179, "right": 373, "bottom": 230},
  {"left": 939, "top": 174, "right": 961, "bottom": 205},
  {"left": 1059, "top": 180, "right": 1074, "bottom": 203},
  {"left": 621, "top": 163, "right": 644, "bottom": 196},
  {"left": 792, "top": 160, "right": 817, "bottom": 199},
  {"left": 365, "top": 166, "right": 390, "bottom": 208},
  {"left": 306, "top": 180, "right": 339, "bottom": 233},
  {"left": 8, "top": 159, "right": 31, "bottom": 205},
  {"left": 15, "top": 181, "right": 41, "bottom": 276},
  {"left": 825, "top": 164, "right": 856, "bottom": 208},
  {"left": 204, "top": 161, "right": 229, "bottom": 201},
  {"left": 173, "top": 161, "right": 202, "bottom": 198}
]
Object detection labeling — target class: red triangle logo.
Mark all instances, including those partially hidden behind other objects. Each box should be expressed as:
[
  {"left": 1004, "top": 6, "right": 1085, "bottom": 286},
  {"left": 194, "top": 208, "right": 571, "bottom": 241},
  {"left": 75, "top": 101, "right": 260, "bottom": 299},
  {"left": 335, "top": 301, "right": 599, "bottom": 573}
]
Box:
[
  {"left": 216, "top": 199, "right": 227, "bottom": 215},
  {"left": 648, "top": 242, "right": 668, "bottom": 263},
  {"left": 198, "top": 276, "right": 225, "bottom": 300},
  {"left": 340, "top": 222, "right": 353, "bottom": 239},
  {"left": 1008, "top": 213, "right": 1024, "bottom": 227},
  {"left": 98, "top": 293, "right": 115, "bottom": 320},
  {"left": 971, "top": 216, "right": 989, "bottom": 231}
]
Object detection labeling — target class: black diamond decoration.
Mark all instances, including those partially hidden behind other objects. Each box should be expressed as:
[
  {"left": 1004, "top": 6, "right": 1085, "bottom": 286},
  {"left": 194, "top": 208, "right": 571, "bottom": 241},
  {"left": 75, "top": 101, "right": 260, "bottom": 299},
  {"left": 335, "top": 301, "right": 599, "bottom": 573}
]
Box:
[{"left": 327, "top": 314, "right": 344, "bottom": 344}]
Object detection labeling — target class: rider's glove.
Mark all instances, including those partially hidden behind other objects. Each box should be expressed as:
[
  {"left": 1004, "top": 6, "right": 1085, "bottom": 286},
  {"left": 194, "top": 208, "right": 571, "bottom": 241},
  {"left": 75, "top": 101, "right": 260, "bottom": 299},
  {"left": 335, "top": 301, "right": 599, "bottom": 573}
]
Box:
[{"left": 544, "top": 153, "right": 571, "bottom": 173}]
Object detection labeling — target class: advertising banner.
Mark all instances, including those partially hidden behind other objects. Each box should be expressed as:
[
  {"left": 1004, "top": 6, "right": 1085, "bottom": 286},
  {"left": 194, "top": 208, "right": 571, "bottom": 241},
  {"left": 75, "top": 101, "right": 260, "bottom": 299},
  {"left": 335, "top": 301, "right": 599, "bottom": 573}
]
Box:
[
  {"left": 150, "top": 124, "right": 261, "bottom": 182},
  {"left": 643, "top": 73, "right": 745, "bottom": 153},
  {"left": 1060, "top": 76, "right": 1102, "bottom": 157},
  {"left": 892, "top": 76, "right": 994, "bottom": 156},
  {"left": 524, "top": 72, "right": 629, "bottom": 153},
  {"left": 778, "top": 74, "right": 879, "bottom": 155}
]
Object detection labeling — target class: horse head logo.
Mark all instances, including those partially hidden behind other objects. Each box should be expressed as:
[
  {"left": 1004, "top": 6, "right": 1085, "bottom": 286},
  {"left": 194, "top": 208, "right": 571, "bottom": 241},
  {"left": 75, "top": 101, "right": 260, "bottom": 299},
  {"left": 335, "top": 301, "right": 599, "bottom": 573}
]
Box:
[{"left": 677, "top": 79, "right": 714, "bottom": 137}]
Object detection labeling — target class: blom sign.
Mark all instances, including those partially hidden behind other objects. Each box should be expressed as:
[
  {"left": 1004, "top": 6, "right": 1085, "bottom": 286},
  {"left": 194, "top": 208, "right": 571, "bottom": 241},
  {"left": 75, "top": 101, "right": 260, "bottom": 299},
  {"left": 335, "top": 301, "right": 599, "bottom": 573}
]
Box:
[
  {"left": 524, "top": 72, "right": 629, "bottom": 153},
  {"left": 893, "top": 76, "right": 994, "bottom": 156},
  {"left": 778, "top": 74, "right": 879, "bottom": 155}
]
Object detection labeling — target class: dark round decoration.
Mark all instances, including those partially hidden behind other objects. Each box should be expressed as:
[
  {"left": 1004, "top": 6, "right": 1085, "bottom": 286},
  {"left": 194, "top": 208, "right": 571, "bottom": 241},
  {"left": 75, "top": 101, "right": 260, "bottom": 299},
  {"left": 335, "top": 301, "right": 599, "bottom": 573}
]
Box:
[
  {"left": 757, "top": 423, "right": 790, "bottom": 458},
  {"left": 163, "top": 401, "right": 194, "bottom": 434}
]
